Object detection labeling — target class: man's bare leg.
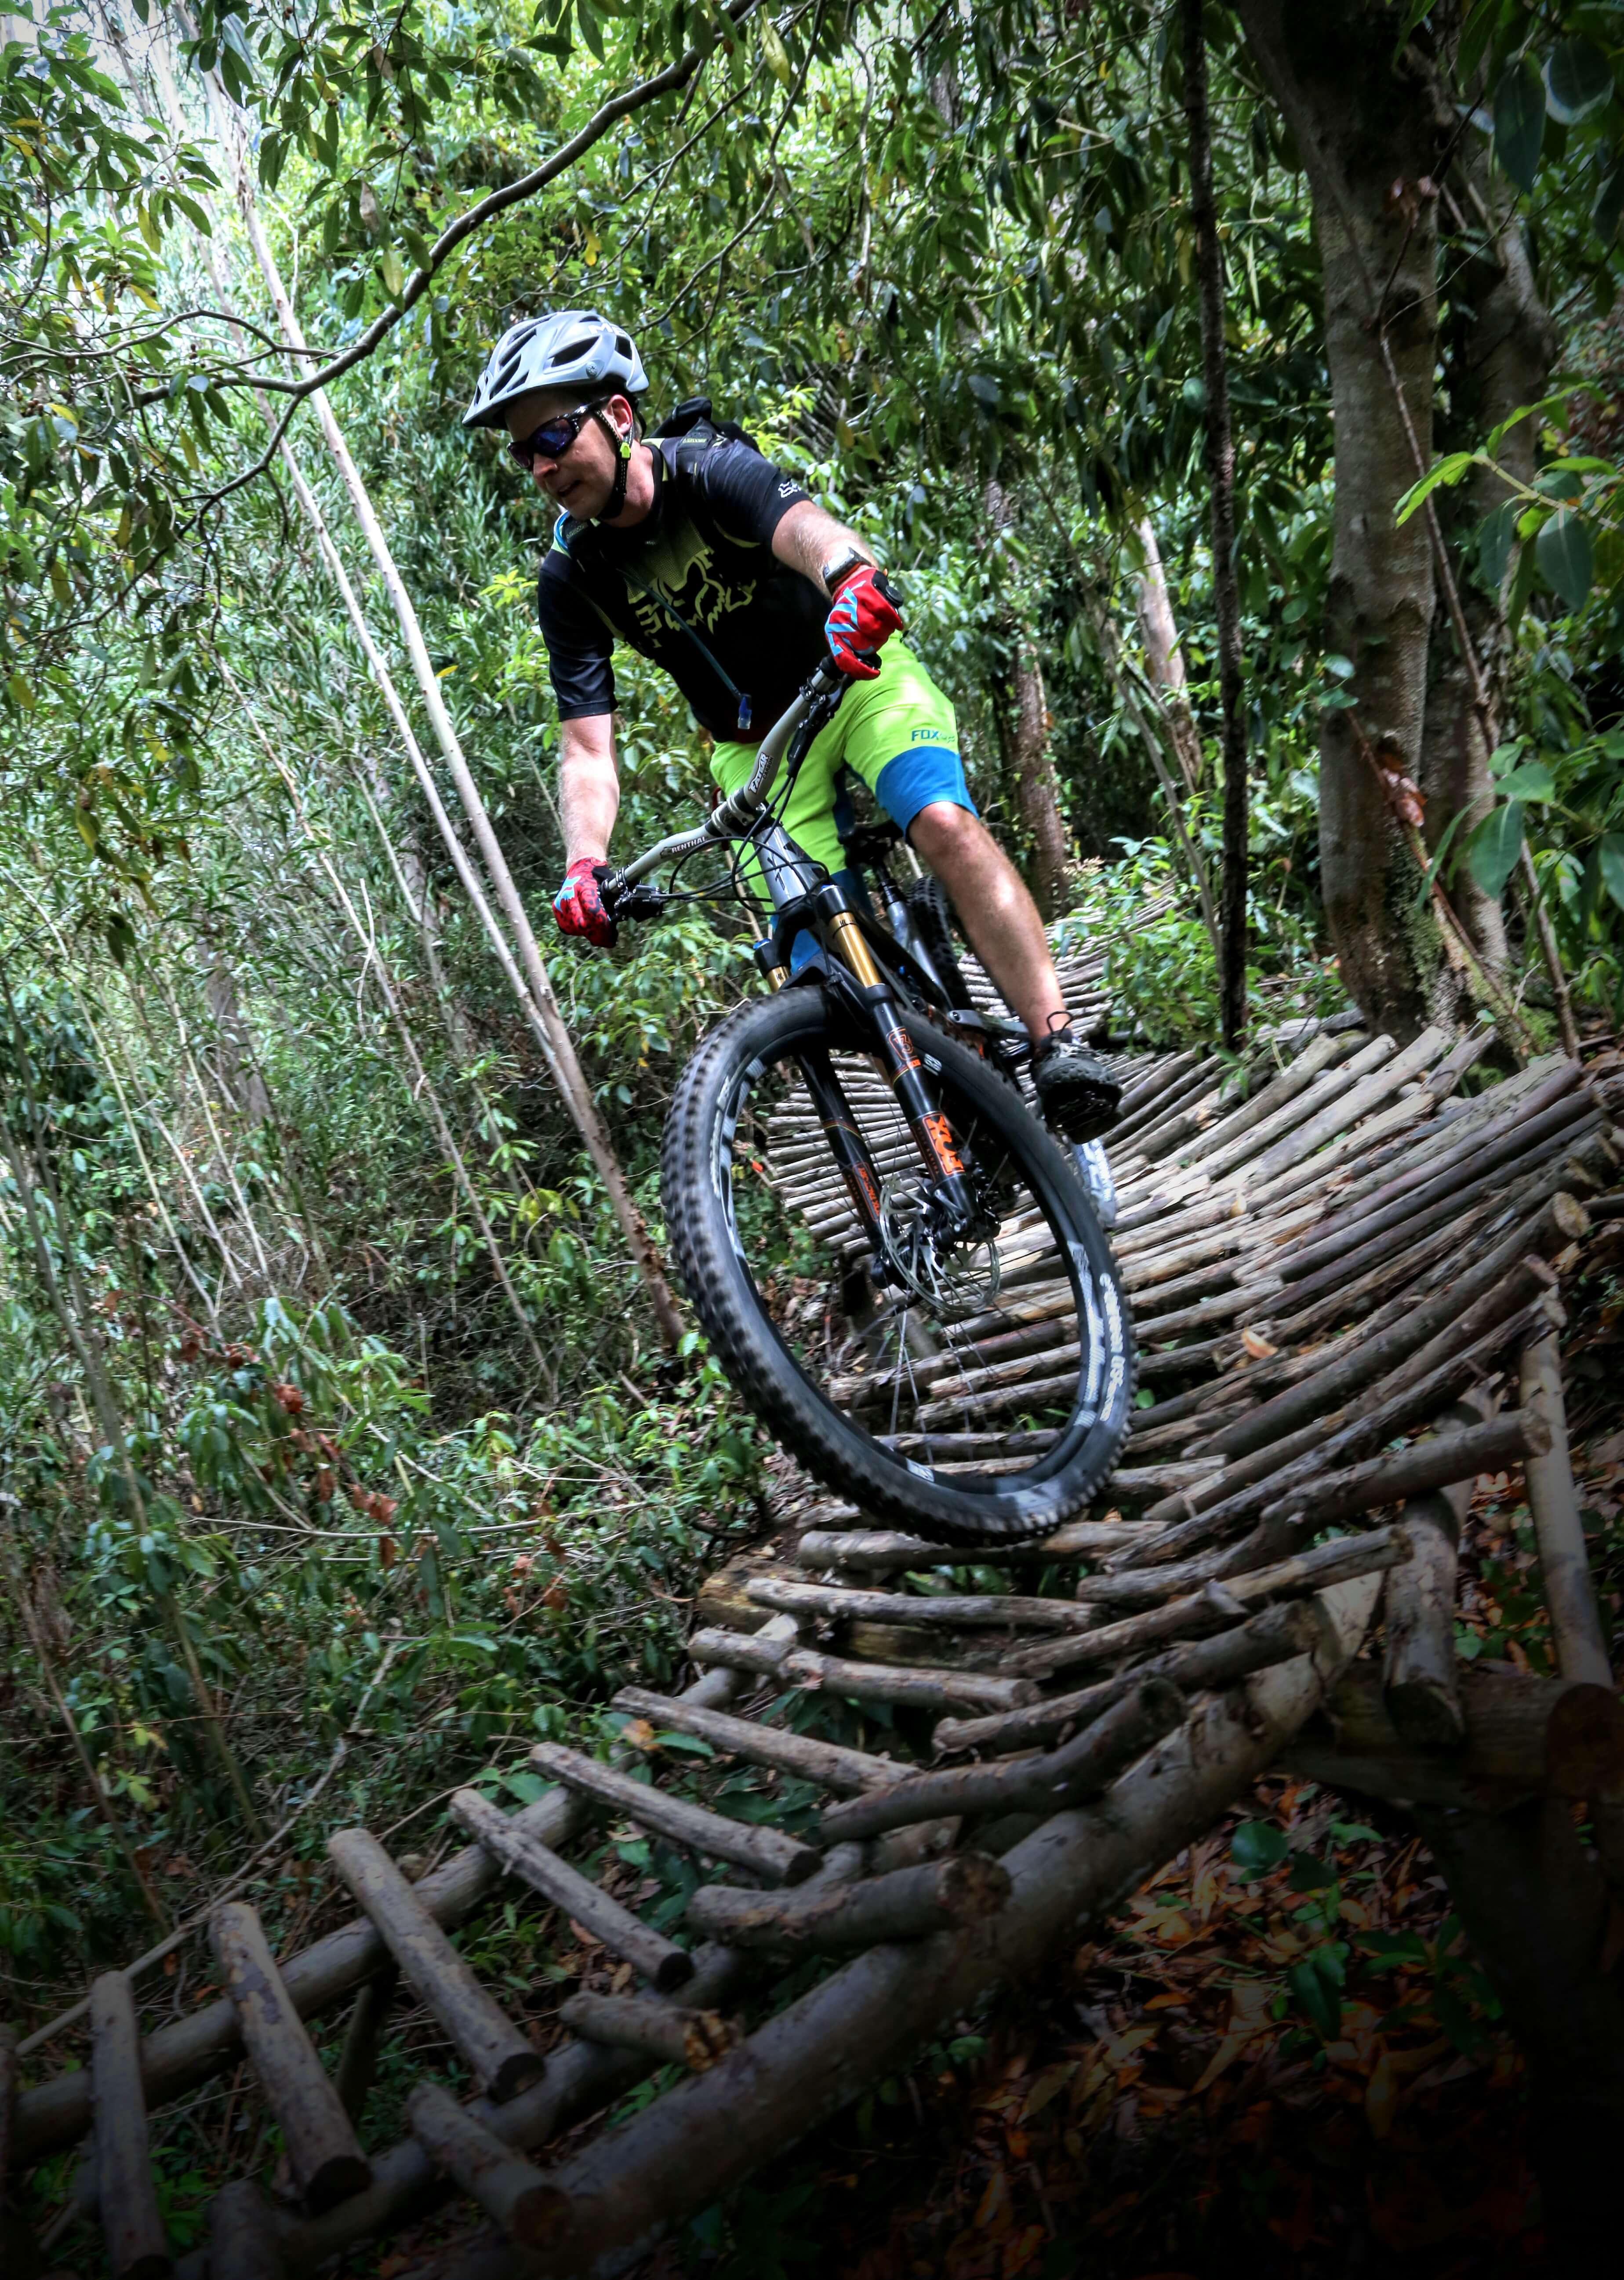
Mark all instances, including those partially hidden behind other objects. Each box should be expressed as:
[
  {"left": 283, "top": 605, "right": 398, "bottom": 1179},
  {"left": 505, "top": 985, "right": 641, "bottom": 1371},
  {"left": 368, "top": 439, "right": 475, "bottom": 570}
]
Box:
[{"left": 906, "top": 800, "right": 1068, "bottom": 1040}]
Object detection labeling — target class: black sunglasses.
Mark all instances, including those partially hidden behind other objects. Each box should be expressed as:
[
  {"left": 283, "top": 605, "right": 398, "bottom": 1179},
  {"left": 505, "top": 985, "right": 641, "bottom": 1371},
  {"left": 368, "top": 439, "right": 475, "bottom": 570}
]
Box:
[{"left": 507, "top": 400, "right": 602, "bottom": 471}]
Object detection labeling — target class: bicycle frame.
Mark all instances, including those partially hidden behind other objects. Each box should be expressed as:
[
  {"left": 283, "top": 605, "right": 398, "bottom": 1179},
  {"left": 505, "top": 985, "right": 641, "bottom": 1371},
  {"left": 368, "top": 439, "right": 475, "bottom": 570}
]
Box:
[{"left": 601, "top": 661, "right": 1020, "bottom": 1264}]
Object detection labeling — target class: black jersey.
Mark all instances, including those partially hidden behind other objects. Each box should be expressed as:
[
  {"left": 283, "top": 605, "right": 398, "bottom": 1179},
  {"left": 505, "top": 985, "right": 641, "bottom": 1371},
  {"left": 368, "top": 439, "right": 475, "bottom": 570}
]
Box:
[{"left": 534, "top": 431, "right": 827, "bottom": 740}]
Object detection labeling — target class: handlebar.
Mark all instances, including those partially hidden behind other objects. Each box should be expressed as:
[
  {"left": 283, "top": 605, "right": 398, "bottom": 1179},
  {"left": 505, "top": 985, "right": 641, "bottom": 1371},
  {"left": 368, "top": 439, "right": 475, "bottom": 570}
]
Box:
[{"left": 600, "top": 656, "right": 847, "bottom": 911}]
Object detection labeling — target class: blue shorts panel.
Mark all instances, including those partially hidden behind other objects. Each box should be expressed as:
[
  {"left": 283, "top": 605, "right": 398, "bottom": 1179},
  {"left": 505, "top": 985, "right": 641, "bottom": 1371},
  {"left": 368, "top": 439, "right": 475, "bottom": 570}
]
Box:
[{"left": 873, "top": 745, "right": 978, "bottom": 835}]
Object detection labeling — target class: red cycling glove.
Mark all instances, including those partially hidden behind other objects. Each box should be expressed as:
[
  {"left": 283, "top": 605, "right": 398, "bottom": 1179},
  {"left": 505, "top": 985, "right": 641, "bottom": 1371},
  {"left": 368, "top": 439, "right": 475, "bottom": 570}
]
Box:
[
  {"left": 825, "top": 564, "right": 903, "bottom": 680},
  {"left": 552, "top": 856, "right": 617, "bottom": 947}
]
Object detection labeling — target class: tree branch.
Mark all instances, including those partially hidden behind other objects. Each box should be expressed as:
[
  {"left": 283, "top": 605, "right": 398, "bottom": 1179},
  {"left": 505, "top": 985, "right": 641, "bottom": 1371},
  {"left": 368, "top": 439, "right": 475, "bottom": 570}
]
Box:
[{"left": 202, "top": 0, "right": 762, "bottom": 402}]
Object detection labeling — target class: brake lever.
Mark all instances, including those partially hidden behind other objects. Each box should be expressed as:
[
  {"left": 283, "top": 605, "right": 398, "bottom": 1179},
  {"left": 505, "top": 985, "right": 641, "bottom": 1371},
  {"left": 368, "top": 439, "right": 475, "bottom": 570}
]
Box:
[{"left": 598, "top": 873, "right": 667, "bottom": 926}]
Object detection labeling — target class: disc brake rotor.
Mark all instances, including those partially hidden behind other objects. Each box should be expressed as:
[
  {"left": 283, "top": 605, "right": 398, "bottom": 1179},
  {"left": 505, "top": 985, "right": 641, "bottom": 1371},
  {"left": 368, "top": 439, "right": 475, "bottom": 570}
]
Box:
[{"left": 877, "top": 1174, "right": 1002, "bottom": 1321}]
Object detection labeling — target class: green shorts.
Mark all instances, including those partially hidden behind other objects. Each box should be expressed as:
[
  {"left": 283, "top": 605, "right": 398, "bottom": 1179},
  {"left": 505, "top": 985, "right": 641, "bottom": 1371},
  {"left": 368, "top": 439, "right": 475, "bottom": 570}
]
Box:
[{"left": 710, "top": 640, "right": 972, "bottom": 895}]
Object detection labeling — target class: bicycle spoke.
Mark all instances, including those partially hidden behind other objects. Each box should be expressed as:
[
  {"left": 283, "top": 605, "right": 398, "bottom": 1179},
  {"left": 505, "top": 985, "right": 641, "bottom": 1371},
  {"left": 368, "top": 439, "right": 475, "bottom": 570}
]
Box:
[{"left": 719, "top": 1034, "right": 1104, "bottom": 1476}]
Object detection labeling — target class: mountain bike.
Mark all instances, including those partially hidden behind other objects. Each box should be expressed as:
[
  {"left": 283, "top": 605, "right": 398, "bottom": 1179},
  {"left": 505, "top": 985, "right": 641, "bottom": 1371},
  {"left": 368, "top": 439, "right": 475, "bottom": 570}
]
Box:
[{"left": 600, "top": 657, "right": 1135, "bottom": 1545}]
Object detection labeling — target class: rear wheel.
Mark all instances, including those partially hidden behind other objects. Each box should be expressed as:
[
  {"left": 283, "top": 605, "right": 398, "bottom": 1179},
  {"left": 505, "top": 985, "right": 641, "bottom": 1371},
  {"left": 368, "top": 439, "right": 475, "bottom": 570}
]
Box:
[
  {"left": 904, "top": 874, "right": 976, "bottom": 1013},
  {"left": 661, "top": 986, "right": 1134, "bottom": 1543}
]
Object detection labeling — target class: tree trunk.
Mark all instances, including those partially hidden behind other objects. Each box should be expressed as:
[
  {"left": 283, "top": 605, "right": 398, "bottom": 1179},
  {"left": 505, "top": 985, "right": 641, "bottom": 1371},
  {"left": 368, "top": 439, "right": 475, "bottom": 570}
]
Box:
[
  {"left": 1236, "top": 1, "right": 1454, "bottom": 1038},
  {"left": 992, "top": 639, "right": 1070, "bottom": 921},
  {"left": 1133, "top": 519, "right": 1205, "bottom": 792},
  {"left": 1412, "top": 1796, "right": 1624, "bottom": 2262},
  {"left": 1420, "top": 151, "right": 1555, "bottom": 978},
  {"left": 185, "top": 41, "right": 684, "bottom": 1351},
  {"left": 1182, "top": 0, "right": 1249, "bottom": 1050},
  {"left": 200, "top": 948, "right": 272, "bottom": 1122},
  {"left": 983, "top": 483, "right": 1072, "bottom": 920}
]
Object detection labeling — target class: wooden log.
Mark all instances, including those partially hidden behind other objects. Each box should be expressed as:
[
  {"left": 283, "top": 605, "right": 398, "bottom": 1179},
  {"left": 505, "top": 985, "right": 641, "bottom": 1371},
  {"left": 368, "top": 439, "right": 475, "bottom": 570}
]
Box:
[
  {"left": 877, "top": 1345, "right": 1105, "bottom": 1435},
  {"left": 1273, "top": 1105, "right": 1600, "bottom": 1312},
  {"left": 1173, "top": 1030, "right": 1354, "bottom": 1168},
  {"left": 209, "top": 1904, "right": 371, "bottom": 2213},
  {"left": 1128, "top": 1082, "right": 1228, "bottom": 1163},
  {"left": 610, "top": 1688, "right": 899, "bottom": 1796},
  {"left": 1181, "top": 1038, "right": 1395, "bottom": 1177},
  {"left": 206, "top": 2182, "right": 284, "bottom": 2280},
  {"left": 449, "top": 1789, "right": 693, "bottom": 1991},
  {"left": 333, "top": 1964, "right": 396, "bottom": 2124},
  {"left": 1108, "top": 1060, "right": 1217, "bottom": 1150},
  {"left": 1121, "top": 1252, "right": 1246, "bottom": 1315},
  {"left": 1281, "top": 1067, "right": 1587, "bottom": 1272},
  {"left": 934, "top": 1599, "right": 1321, "bottom": 1756},
  {"left": 1310, "top": 1661, "right": 1624, "bottom": 1796},
  {"left": 1296, "top": 1054, "right": 1569, "bottom": 1233},
  {"left": 1303, "top": 1170, "right": 1586, "bottom": 1382},
  {"left": 1382, "top": 1391, "right": 1496, "bottom": 1748},
  {"left": 1004, "top": 1528, "right": 1407, "bottom": 1684},
  {"left": 744, "top": 1577, "right": 1096, "bottom": 1634},
  {"left": 21, "top": 1663, "right": 755, "bottom": 2172},
  {"left": 1406, "top": 1794, "right": 1624, "bottom": 2263},
  {"left": 91, "top": 1972, "right": 171, "bottom": 2280},
  {"left": 511, "top": 1575, "right": 1384, "bottom": 2276},
  {"left": 556, "top": 1995, "right": 740, "bottom": 2073},
  {"left": 1242, "top": 1207, "right": 1468, "bottom": 1347},
  {"left": 1119, "top": 1222, "right": 1249, "bottom": 1288},
  {"left": 686, "top": 1626, "right": 1037, "bottom": 1714},
  {"left": 1519, "top": 1327, "right": 1613, "bottom": 1687},
  {"left": 1242, "top": 1027, "right": 1445, "bottom": 1185},
  {"left": 327, "top": 1831, "right": 543, "bottom": 2102},
  {"left": 684, "top": 1852, "right": 1012, "bottom": 1954},
  {"left": 181, "top": 1942, "right": 755, "bottom": 2276},
  {"left": 1131, "top": 1292, "right": 1560, "bottom": 1566},
  {"left": 1113, "top": 1045, "right": 1203, "bottom": 1124},
  {"left": 1246, "top": 1087, "right": 1440, "bottom": 1214},
  {"left": 527, "top": 1744, "right": 821, "bottom": 1886},
  {"left": 1382, "top": 1487, "right": 1464, "bottom": 1748},
  {"left": 1252, "top": 1409, "right": 1548, "bottom": 1546},
  {"left": 827, "top": 1302, "right": 1098, "bottom": 1401},
  {"left": 1191, "top": 1233, "right": 1565, "bottom": 1465},
  {"left": 407, "top": 2080, "right": 563, "bottom": 2247},
  {"left": 795, "top": 1519, "right": 1159, "bottom": 1573},
  {"left": 819, "top": 1680, "right": 1187, "bottom": 1844}
]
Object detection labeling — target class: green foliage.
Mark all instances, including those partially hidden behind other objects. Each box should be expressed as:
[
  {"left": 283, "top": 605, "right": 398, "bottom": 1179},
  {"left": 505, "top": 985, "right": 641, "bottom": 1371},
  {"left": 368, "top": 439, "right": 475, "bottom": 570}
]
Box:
[{"left": 5, "top": 0, "right": 1624, "bottom": 2150}]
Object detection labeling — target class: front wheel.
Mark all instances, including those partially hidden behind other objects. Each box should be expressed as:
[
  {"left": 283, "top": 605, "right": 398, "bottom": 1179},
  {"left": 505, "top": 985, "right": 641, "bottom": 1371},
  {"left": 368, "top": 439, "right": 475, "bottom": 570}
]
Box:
[{"left": 661, "top": 987, "right": 1135, "bottom": 1544}]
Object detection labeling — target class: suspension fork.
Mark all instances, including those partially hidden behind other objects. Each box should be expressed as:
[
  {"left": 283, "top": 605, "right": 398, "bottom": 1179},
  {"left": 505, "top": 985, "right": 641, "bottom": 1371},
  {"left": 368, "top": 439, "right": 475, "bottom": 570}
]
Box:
[
  {"left": 813, "top": 882, "right": 983, "bottom": 1230},
  {"left": 794, "top": 1047, "right": 886, "bottom": 1248}
]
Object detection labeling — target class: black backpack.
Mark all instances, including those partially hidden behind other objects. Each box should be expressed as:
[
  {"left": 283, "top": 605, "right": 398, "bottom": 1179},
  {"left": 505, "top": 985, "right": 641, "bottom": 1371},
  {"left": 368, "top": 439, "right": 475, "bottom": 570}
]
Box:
[{"left": 651, "top": 395, "right": 763, "bottom": 464}]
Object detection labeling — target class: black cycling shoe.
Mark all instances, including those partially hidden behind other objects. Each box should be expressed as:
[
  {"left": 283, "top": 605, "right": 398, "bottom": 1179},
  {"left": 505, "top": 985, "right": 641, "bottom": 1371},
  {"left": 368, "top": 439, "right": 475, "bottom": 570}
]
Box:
[{"left": 1031, "top": 1031, "right": 1123, "bottom": 1142}]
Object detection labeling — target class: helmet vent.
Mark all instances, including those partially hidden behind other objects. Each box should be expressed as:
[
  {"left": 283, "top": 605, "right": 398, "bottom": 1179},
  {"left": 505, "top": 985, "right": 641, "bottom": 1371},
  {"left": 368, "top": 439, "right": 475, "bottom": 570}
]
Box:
[{"left": 551, "top": 336, "right": 598, "bottom": 367}]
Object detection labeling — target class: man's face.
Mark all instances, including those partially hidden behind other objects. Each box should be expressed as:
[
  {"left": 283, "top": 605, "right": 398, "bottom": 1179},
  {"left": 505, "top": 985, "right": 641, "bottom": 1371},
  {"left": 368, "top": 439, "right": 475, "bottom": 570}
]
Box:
[{"left": 503, "top": 387, "right": 631, "bottom": 520}]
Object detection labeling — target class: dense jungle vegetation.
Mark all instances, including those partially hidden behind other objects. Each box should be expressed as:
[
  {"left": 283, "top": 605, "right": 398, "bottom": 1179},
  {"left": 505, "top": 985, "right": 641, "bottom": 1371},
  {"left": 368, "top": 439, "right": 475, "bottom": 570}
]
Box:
[{"left": 4, "top": 0, "right": 1624, "bottom": 2264}]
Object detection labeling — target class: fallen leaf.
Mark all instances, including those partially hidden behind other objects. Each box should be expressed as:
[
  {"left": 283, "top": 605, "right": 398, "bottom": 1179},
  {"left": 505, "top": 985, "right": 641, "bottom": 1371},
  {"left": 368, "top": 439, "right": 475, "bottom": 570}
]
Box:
[
  {"left": 1004, "top": 2222, "right": 1049, "bottom": 2272},
  {"left": 1019, "top": 2060, "right": 1076, "bottom": 2120},
  {"left": 1241, "top": 1329, "right": 1278, "bottom": 1360},
  {"left": 1365, "top": 2044, "right": 1398, "bottom": 2138},
  {"left": 974, "top": 2165, "right": 1011, "bottom": 2230}
]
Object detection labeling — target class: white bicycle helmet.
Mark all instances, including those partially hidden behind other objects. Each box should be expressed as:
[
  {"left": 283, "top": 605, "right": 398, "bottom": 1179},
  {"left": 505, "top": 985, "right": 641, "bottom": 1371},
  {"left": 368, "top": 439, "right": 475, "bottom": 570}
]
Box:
[{"left": 463, "top": 309, "right": 648, "bottom": 431}]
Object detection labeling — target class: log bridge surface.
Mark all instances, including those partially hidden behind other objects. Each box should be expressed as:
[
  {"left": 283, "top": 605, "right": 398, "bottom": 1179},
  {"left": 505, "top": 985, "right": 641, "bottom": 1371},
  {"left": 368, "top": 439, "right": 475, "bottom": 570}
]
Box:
[{"left": 7, "top": 942, "right": 1624, "bottom": 2280}]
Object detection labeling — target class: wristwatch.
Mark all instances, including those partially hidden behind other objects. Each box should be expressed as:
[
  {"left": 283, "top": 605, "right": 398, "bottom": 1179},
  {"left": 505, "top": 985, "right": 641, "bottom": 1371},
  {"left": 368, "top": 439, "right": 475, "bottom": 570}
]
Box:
[{"left": 819, "top": 547, "right": 872, "bottom": 596}]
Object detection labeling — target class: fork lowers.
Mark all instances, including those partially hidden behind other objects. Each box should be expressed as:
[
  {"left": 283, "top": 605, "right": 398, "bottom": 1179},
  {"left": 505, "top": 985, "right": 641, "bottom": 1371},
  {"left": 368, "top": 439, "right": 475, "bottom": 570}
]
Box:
[{"left": 823, "top": 898, "right": 984, "bottom": 1239}]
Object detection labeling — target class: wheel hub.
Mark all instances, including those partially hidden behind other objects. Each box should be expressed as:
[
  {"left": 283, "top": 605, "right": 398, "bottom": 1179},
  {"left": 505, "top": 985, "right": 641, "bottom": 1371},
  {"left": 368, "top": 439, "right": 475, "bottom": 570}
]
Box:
[{"left": 876, "top": 1175, "right": 1002, "bottom": 1320}]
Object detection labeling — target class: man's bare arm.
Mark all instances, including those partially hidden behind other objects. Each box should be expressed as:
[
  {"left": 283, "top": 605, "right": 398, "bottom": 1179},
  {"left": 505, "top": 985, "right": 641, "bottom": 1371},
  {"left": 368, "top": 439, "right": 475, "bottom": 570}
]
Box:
[
  {"left": 771, "top": 499, "right": 874, "bottom": 591},
  {"left": 559, "top": 713, "right": 620, "bottom": 863}
]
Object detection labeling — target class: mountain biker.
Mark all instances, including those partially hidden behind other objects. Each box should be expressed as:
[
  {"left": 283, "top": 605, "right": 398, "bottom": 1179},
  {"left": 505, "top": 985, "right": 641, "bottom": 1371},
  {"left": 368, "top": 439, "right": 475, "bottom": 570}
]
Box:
[{"left": 463, "top": 309, "right": 1121, "bottom": 1142}]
